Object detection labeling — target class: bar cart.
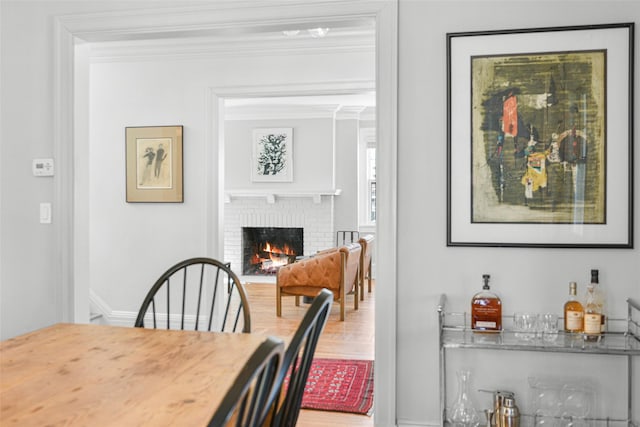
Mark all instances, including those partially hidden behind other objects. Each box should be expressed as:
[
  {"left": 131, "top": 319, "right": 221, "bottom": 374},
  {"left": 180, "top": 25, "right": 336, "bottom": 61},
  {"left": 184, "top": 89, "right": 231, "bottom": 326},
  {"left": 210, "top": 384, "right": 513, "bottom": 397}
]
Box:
[{"left": 437, "top": 295, "right": 640, "bottom": 426}]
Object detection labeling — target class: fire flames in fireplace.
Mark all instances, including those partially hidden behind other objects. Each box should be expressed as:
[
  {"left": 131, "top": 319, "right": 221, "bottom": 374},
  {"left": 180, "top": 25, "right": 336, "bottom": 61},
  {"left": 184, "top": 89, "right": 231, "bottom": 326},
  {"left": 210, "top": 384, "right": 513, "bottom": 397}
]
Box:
[
  {"left": 249, "top": 242, "right": 296, "bottom": 274},
  {"left": 242, "top": 227, "right": 303, "bottom": 276}
]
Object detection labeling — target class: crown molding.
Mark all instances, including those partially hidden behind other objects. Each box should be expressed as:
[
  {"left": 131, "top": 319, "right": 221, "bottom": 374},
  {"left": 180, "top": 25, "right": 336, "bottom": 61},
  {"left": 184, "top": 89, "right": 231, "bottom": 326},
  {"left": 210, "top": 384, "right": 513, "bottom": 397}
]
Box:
[
  {"left": 225, "top": 104, "right": 340, "bottom": 120},
  {"left": 335, "top": 105, "right": 367, "bottom": 120},
  {"left": 225, "top": 103, "right": 375, "bottom": 120},
  {"left": 88, "top": 29, "right": 375, "bottom": 63},
  {"left": 58, "top": 1, "right": 378, "bottom": 43},
  {"left": 359, "top": 106, "right": 376, "bottom": 121},
  {"left": 215, "top": 80, "right": 374, "bottom": 98}
]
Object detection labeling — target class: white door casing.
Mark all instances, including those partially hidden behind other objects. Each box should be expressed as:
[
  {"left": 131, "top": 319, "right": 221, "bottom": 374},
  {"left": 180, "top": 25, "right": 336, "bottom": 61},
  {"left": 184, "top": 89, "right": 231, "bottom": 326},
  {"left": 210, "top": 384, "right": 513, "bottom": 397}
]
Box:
[{"left": 54, "top": 1, "right": 397, "bottom": 425}]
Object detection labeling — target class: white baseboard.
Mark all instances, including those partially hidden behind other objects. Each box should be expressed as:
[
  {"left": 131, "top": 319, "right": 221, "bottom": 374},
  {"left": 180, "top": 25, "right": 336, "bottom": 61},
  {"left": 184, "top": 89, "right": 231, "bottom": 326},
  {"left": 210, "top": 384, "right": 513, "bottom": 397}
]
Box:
[
  {"left": 89, "top": 290, "right": 228, "bottom": 329},
  {"left": 397, "top": 419, "right": 440, "bottom": 427},
  {"left": 89, "top": 290, "right": 137, "bottom": 327}
]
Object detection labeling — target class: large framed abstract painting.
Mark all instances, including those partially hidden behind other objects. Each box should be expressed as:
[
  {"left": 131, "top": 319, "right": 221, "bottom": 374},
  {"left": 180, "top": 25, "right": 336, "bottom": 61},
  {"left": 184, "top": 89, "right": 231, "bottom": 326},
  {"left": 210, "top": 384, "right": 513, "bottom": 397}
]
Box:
[
  {"left": 447, "top": 23, "right": 633, "bottom": 248},
  {"left": 252, "top": 128, "right": 293, "bottom": 182},
  {"left": 126, "top": 125, "right": 183, "bottom": 203}
]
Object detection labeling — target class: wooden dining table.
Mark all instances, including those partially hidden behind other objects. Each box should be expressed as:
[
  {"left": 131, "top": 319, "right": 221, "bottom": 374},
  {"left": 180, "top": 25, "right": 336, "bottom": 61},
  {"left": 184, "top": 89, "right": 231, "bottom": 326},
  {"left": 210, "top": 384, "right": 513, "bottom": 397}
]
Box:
[{"left": 0, "top": 323, "right": 270, "bottom": 426}]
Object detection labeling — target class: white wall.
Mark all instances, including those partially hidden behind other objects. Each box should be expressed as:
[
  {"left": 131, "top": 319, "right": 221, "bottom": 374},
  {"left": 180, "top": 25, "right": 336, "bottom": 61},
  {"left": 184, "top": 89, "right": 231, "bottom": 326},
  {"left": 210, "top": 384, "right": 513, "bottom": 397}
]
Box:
[
  {"left": 1, "top": 1, "right": 638, "bottom": 426},
  {"left": 84, "top": 40, "right": 372, "bottom": 319},
  {"left": 334, "top": 116, "right": 361, "bottom": 233},
  {"left": 396, "top": 1, "right": 639, "bottom": 425},
  {"left": 0, "top": 0, "right": 154, "bottom": 338},
  {"left": 225, "top": 117, "right": 335, "bottom": 191},
  {"left": 0, "top": 1, "right": 62, "bottom": 336}
]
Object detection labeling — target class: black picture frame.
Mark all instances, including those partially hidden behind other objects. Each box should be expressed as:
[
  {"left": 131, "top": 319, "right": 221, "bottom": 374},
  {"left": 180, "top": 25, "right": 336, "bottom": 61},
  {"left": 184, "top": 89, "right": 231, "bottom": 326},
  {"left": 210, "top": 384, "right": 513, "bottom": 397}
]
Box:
[{"left": 447, "top": 23, "right": 634, "bottom": 248}]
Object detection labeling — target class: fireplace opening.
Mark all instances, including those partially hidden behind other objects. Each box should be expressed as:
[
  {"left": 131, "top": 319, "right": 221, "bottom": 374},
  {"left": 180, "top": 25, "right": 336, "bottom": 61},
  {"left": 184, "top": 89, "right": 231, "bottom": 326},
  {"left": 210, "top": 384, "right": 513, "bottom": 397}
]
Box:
[{"left": 242, "top": 227, "right": 303, "bottom": 275}]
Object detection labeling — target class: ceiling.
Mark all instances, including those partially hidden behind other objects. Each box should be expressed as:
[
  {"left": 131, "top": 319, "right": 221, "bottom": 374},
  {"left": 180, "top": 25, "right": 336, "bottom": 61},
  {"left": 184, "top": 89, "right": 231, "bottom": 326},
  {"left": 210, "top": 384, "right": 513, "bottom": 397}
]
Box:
[
  {"left": 87, "top": 15, "right": 376, "bottom": 112},
  {"left": 221, "top": 25, "right": 376, "bottom": 111}
]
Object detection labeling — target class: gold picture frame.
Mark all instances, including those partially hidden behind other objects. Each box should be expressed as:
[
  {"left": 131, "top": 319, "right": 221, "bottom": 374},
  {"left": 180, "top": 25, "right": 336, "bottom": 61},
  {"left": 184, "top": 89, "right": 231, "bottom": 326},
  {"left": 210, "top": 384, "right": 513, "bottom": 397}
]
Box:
[{"left": 126, "top": 125, "right": 183, "bottom": 203}]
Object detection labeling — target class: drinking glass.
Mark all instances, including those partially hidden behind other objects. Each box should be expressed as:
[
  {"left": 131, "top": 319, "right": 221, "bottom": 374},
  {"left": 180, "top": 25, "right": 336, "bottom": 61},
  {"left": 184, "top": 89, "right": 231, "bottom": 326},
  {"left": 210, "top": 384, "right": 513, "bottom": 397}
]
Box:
[
  {"left": 560, "top": 383, "right": 592, "bottom": 419},
  {"left": 559, "top": 417, "right": 591, "bottom": 427},
  {"left": 535, "top": 415, "right": 558, "bottom": 427},
  {"left": 532, "top": 386, "right": 561, "bottom": 416},
  {"left": 539, "top": 313, "right": 559, "bottom": 343},
  {"left": 514, "top": 312, "right": 537, "bottom": 341}
]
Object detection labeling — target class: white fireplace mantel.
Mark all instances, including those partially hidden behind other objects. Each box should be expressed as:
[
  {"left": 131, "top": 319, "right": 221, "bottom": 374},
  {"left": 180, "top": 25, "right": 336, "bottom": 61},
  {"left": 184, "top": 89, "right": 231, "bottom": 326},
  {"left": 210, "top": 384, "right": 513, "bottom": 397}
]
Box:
[{"left": 224, "top": 189, "right": 342, "bottom": 204}]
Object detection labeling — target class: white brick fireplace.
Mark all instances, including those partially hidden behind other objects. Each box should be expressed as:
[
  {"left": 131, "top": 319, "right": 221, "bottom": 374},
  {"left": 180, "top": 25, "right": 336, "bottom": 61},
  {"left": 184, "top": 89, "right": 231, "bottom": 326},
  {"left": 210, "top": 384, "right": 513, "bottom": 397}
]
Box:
[{"left": 223, "top": 191, "right": 339, "bottom": 280}]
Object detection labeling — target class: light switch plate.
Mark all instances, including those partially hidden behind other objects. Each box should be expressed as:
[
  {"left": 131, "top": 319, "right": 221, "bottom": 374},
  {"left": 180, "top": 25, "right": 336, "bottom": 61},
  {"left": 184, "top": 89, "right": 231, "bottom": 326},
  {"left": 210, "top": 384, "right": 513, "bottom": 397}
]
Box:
[
  {"left": 33, "top": 158, "right": 54, "bottom": 176},
  {"left": 40, "top": 203, "right": 52, "bottom": 224}
]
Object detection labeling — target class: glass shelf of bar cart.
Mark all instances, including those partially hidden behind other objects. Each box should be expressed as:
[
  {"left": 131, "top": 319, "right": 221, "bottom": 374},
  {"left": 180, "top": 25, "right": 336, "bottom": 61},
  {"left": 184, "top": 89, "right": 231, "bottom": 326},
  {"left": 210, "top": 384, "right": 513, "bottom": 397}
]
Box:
[
  {"left": 438, "top": 296, "right": 640, "bottom": 356},
  {"left": 437, "top": 295, "right": 640, "bottom": 427}
]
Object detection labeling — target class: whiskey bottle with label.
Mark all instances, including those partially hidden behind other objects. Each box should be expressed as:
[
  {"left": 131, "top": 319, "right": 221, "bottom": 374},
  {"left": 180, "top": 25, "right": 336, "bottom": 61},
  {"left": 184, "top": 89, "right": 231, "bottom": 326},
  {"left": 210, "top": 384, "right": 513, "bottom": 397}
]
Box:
[
  {"left": 471, "top": 274, "right": 502, "bottom": 332},
  {"left": 583, "top": 270, "right": 603, "bottom": 342},
  {"left": 563, "top": 281, "right": 583, "bottom": 333}
]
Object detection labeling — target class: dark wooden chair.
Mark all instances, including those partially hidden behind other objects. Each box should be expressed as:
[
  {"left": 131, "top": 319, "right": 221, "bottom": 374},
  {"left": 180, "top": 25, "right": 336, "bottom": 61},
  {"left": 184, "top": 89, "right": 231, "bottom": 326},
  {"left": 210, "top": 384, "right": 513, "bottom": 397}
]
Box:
[
  {"left": 358, "top": 234, "right": 375, "bottom": 299},
  {"left": 269, "top": 288, "right": 333, "bottom": 427},
  {"left": 134, "top": 257, "right": 251, "bottom": 333},
  {"left": 336, "top": 230, "right": 359, "bottom": 246},
  {"left": 208, "top": 336, "right": 284, "bottom": 427}
]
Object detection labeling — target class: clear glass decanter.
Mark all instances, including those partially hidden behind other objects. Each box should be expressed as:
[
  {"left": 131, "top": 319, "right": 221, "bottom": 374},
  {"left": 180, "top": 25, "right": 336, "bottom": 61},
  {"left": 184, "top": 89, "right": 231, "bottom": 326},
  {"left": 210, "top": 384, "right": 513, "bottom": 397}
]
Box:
[{"left": 449, "top": 370, "right": 480, "bottom": 427}]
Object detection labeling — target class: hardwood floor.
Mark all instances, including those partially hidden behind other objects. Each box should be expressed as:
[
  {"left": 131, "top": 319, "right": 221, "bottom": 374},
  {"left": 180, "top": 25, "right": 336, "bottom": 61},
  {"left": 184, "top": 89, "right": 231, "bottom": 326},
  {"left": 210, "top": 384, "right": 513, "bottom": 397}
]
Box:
[{"left": 244, "top": 281, "right": 375, "bottom": 427}]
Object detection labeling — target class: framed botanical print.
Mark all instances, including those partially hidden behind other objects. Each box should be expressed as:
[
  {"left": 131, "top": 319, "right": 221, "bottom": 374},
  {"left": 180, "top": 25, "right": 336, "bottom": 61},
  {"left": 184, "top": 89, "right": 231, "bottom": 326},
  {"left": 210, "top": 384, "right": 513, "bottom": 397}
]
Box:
[{"left": 251, "top": 128, "right": 293, "bottom": 182}]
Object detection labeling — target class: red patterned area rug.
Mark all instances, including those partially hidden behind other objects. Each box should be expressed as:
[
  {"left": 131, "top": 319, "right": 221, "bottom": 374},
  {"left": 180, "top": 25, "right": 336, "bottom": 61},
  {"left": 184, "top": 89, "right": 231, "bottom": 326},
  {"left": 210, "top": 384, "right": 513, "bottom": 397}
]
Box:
[{"left": 288, "top": 358, "right": 374, "bottom": 415}]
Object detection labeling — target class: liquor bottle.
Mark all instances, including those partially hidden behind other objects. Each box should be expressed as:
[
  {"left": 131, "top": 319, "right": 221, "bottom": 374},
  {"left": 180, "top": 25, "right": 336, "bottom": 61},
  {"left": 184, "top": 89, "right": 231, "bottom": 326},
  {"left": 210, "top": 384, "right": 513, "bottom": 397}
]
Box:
[
  {"left": 563, "top": 281, "right": 583, "bottom": 333},
  {"left": 471, "top": 274, "right": 502, "bottom": 332},
  {"left": 590, "top": 269, "right": 606, "bottom": 333},
  {"left": 583, "top": 270, "right": 602, "bottom": 342}
]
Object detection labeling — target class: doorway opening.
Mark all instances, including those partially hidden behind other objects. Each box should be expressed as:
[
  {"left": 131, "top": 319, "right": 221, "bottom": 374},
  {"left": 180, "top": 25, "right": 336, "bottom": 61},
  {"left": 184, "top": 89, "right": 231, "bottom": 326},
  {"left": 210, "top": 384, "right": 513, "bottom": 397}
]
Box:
[{"left": 63, "top": 3, "right": 397, "bottom": 423}]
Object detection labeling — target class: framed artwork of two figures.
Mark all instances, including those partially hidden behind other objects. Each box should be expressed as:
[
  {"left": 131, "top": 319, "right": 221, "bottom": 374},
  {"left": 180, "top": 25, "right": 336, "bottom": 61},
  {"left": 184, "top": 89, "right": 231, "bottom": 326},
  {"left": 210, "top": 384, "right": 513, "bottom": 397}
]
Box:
[
  {"left": 126, "top": 125, "right": 183, "bottom": 203},
  {"left": 447, "top": 23, "right": 634, "bottom": 248}
]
